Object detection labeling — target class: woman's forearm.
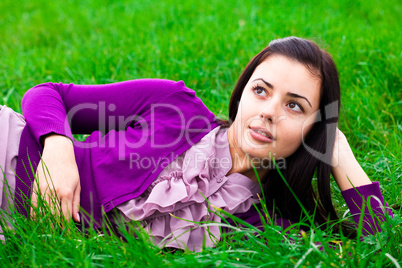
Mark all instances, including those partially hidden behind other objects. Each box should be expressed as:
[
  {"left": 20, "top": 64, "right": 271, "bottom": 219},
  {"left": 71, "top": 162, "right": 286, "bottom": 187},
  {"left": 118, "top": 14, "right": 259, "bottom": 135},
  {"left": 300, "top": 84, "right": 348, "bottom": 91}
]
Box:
[
  {"left": 332, "top": 154, "right": 372, "bottom": 191},
  {"left": 331, "top": 129, "right": 372, "bottom": 191}
]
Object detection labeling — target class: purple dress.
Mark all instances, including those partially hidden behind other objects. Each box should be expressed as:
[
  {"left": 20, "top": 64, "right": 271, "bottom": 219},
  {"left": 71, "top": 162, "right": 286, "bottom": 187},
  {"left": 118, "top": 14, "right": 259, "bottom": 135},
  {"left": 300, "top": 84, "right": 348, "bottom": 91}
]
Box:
[{"left": 0, "top": 80, "right": 394, "bottom": 250}]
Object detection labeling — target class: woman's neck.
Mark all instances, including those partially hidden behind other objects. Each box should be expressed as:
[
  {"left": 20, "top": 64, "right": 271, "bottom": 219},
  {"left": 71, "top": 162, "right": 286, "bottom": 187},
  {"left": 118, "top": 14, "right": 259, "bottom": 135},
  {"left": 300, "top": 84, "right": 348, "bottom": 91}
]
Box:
[{"left": 225, "top": 125, "right": 270, "bottom": 183}]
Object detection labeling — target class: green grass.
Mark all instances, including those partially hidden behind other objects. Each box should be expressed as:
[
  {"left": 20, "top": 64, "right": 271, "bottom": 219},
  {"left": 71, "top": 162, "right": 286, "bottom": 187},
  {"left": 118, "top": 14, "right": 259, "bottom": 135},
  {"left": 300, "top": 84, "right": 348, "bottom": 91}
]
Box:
[{"left": 0, "top": 0, "right": 401, "bottom": 266}]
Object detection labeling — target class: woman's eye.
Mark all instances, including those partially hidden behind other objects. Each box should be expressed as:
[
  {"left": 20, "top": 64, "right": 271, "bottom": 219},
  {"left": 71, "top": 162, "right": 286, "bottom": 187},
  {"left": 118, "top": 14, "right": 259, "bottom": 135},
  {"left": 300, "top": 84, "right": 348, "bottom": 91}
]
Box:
[
  {"left": 253, "top": 86, "right": 267, "bottom": 97},
  {"left": 287, "top": 101, "right": 303, "bottom": 112}
]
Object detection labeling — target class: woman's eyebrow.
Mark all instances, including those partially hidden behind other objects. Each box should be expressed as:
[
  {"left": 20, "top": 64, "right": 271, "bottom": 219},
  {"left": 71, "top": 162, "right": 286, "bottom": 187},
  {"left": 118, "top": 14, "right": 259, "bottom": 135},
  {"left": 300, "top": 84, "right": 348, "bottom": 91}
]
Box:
[
  {"left": 287, "top": 93, "right": 312, "bottom": 108},
  {"left": 253, "top": 78, "right": 312, "bottom": 108},
  {"left": 253, "top": 78, "right": 273, "bottom": 89}
]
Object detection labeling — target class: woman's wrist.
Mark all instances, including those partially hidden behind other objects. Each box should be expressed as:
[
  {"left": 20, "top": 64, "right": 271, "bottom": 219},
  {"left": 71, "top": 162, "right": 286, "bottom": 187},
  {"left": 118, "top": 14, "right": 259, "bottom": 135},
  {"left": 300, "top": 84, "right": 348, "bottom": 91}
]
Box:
[
  {"left": 43, "top": 134, "right": 74, "bottom": 148},
  {"left": 42, "top": 134, "right": 76, "bottom": 161}
]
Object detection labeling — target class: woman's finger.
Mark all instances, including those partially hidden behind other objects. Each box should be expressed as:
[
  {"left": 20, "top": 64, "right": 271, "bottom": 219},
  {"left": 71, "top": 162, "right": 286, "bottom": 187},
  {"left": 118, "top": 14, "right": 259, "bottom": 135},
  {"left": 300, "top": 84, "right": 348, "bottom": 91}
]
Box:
[
  {"left": 61, "top": 196, "right": 73, "bottom": 223},
  {"left": 30, "top": 178, "right": 45, "bottom": 218},
  {"left": 46, "top": 190, "right": 58, "bottom": 216},
  {"left": 30, "top": 189, "right": 38, "bottom": 219},
  {"left": 72, "top": 183, "right": 81, "bottom": 222}
]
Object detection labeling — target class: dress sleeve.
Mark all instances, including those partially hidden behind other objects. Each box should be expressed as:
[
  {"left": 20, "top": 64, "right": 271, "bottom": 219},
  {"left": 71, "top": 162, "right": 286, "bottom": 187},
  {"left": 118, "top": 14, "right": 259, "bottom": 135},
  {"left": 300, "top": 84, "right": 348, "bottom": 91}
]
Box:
[
  {"left": 341, "top": 181, "right": 393, "bottom": 236},
  {"left": 21, "top": 79, "right": 188, "bottom": 146}
]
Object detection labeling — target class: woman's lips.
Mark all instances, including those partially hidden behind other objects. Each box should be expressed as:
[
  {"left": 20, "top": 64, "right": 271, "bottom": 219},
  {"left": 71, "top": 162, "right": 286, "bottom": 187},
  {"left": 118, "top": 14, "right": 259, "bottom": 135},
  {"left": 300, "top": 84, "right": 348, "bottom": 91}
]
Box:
[{"left": 249, "top": 127, "right": 275, "bottom": 143}]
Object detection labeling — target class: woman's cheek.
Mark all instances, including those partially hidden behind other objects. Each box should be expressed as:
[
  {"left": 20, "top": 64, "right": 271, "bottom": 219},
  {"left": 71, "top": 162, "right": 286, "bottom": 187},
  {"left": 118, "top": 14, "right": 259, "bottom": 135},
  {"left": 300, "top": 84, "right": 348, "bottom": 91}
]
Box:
[{"left": 283, "top": 123, "right": 305, "bottom": 149}]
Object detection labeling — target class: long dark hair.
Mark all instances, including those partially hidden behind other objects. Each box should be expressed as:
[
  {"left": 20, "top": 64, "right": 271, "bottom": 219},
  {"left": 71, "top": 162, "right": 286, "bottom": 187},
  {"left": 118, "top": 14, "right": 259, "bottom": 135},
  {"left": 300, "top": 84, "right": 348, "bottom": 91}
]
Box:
[{"left": 217, "top": 36, "right": 355, "bottom": 236}]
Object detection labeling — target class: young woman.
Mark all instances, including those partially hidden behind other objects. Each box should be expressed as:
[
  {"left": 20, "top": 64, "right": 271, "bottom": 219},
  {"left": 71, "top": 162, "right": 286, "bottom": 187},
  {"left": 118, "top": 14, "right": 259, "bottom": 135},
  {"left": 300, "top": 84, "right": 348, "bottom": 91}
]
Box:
[{"left": 0, "top": 36, "right": 391, "bottom": 251}]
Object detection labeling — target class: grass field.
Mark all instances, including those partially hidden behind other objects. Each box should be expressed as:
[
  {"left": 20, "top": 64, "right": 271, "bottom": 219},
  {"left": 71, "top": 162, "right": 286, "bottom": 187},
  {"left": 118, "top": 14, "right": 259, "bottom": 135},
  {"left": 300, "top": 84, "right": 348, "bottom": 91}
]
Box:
[{"left": 0, "top": 0, "right": 401, "bottom": 266}]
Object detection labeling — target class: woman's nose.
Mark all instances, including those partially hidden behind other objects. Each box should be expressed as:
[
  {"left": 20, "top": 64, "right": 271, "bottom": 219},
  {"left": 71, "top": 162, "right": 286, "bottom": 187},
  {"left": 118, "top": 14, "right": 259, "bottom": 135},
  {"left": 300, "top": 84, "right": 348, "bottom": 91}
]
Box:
[{"left": 259, "top": 97, "right": 283, "bottom": 124}]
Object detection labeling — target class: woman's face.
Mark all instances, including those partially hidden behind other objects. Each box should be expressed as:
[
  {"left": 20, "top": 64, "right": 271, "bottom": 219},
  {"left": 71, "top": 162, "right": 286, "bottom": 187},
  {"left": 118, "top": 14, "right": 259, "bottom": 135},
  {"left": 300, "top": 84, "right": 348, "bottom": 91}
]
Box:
[{"left": 231, "top": 55, "right": 321, "bottom": 162}]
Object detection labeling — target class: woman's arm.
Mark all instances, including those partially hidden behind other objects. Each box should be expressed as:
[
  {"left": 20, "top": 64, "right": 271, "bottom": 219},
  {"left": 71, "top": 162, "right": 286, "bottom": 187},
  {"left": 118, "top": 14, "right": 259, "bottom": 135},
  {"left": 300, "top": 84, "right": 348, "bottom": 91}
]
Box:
[
  {"left": 332, "top": 128, "right": 392, "bottom": 235},
  {"left": 22, "top": 79, "right": 218, "bottom": 222},
  {"left": 22, "top": 79, "right": 188, "bottom": 221},
  {"left": 21, "top": 79, "right": 189, "bottom": 147},
  {"left": 331, "top": 128, "right": 372, "bottom": 191}
]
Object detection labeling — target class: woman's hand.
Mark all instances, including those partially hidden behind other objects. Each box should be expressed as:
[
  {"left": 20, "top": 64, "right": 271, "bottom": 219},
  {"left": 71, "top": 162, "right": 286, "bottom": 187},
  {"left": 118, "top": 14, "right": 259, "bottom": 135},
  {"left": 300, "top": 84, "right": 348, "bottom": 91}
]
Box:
[
  {"left": 31, "top": 134, "right": 81, "bottom": 223},
  {"left": 331, "top": 127, "right": 354, "bottom": 168},
  {"left": 331, "top": 128, "right": 372, "bottom": 191}
]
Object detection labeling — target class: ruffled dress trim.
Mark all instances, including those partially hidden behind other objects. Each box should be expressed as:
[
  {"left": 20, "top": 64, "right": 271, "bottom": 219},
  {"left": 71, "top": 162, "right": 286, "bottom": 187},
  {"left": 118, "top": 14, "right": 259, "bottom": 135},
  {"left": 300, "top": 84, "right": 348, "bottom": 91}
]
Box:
[{"left": 116, "top": 125, "right": 261, "bottom": 251}]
